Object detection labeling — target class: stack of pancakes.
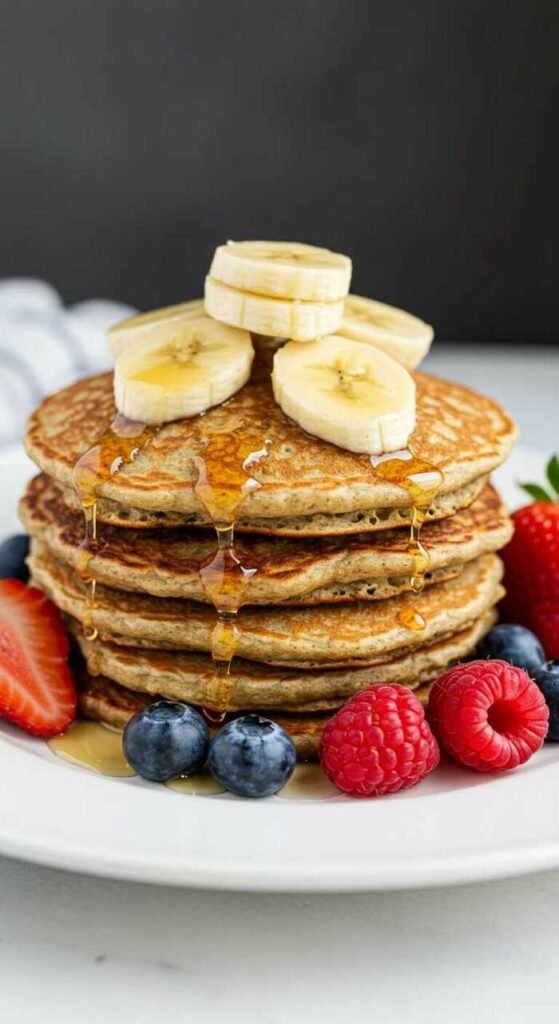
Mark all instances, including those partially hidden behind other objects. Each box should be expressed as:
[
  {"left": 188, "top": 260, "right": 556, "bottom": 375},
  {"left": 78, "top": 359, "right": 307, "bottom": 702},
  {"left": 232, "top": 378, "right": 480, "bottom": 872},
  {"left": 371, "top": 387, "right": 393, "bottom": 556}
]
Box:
[{"left": 21, "top": 353, "right": 516, "bottom": 759}]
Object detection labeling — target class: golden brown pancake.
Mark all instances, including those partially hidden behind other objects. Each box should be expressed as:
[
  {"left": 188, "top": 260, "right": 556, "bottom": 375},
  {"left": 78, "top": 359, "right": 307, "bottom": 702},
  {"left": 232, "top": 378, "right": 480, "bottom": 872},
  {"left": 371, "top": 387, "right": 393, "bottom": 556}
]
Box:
[
  {"left": 59, "top": 475, "right": 489, "bottom": 536},
  {"left": 71, "top": 611, "right": 495, "bottom": 713},
  {"left": 25, "top": 359, "right": 516, "bottom": 530},
  {"left": 21, "top": 475, "right": 511, "bottom": 605},
  {"left": 30, "top": 543, "right": 503, "bottom": 667}
]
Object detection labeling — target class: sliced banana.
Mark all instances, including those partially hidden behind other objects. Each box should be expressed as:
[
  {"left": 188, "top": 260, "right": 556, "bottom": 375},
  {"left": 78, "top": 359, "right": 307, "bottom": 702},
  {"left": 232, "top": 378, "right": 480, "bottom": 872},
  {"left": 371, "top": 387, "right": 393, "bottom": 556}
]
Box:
[
  {"left": 205, "top": 276, "right": 343, "bottom": 342},
  {"left": 210, "top": 240, "right": 352, "bottom": 302},
  {"left": 339, "top": 295, "right": 434, "bottom": 369},
  {"left": 114, "top": 315, "right": 253, "bottom": 424},
  {"left": 108, "top": 299, "right": 205, "bottom": 359},
  {"left": 272, "top": 335, "right": 415, "bottom": 455}
]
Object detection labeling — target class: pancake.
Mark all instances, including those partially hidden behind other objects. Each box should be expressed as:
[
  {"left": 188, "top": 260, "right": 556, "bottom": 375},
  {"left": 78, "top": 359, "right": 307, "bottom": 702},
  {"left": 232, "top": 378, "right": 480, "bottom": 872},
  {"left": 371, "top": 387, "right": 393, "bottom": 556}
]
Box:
[
  {"left": 58, "top": 474, "right": 488, "bottom": 536},
  {"left": 25, "top": 359, "right": 516, "bottom": 530},
  {"left": 76, "top": 670, "right": 438, "bottom": 762},
  {"left": 21, "top": 475, "right": 512, "bottom": 605},
  {"left": 71, "top": 611, "right": 496, "bottom": 713},
  {"left": 30, "top": 543, "right": 503, "bottom": 667}
]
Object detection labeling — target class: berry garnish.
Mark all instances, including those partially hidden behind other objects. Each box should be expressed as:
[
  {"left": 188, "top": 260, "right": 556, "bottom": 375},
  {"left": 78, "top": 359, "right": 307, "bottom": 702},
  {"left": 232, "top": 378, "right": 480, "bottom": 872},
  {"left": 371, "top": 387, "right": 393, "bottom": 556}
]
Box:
[
  {"left": 476, "top": 623, "right": 545, "bottom": 675},
  {"left": 0, "top": 579, "right": 76, "bottom": 736},
  {"left": 0, "top": 534, "right": 30, "bottom": 583},
  {"left": 527, "top": 602, "right": 559, "bottom": 661},
  {"left": 208, "top": 715, "right": 296, "bottom": 798},
  {"left": 319, "top": 684, "right": 439, "bottom": 797},
  {"left": 501, "top": 455, "right": 559, "bottom": 622},
  {"left": 428, "top": 660, "right": 548, "bottom": 772},
  {"left": 532, "top": 661, "right": 559, "bottom": 741},
  {"left": 123, "top": 700, "right": 209, "bottom": 782}
]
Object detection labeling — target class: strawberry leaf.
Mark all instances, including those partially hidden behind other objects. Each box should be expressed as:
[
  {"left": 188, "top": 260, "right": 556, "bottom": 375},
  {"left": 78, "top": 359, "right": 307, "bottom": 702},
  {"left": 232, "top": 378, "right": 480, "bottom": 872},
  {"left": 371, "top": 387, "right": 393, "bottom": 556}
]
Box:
[
  {"left": 546, "top": 455, "right": 559, "bottom": 499},
  {"left": 520, "top": 482, "right": 554, "bottom": 503}
]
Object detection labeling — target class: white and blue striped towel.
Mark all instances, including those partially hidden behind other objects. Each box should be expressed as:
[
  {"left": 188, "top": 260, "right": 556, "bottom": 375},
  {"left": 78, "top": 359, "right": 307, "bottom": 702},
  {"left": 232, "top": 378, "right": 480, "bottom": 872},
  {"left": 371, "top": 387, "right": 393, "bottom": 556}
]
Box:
[{"left": 0, "top": 279, "right": 136, "bottom": 446}]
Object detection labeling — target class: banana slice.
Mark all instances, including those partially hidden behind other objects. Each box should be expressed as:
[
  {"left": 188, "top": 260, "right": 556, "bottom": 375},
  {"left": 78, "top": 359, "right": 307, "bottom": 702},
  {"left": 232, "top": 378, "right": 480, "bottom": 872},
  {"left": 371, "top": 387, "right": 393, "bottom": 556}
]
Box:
[
  {"left": 339, "top": 295, "right": 434, "bottom": 369},
  {"left": 114, "top": 316, "right": 253, "bottom": 424},
  {"left": 108, "top": 299, "right": 205, "bottom": 359},
  {"left": 272, "top": 336, "right": 415, "bottom": 454},
  {"left": 210, "top": 240, "right": 352, "bottom": 302},
  {"left": 205, "top": 276, "right": 343, "bottom": 342}
]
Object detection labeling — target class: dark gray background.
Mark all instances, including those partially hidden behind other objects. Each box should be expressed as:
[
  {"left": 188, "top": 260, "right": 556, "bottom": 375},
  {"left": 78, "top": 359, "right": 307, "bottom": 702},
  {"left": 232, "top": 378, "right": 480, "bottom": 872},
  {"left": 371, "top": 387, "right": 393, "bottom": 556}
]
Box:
[{"left": 0, "top": 0, "right": 557, "bottom": 341}]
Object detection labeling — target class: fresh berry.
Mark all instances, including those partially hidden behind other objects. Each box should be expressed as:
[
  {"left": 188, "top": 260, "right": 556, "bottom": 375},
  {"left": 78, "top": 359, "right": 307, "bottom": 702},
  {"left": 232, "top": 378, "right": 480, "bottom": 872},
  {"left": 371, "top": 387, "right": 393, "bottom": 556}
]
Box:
[
  {"left": 501, "top": 456, "right": 559, "bottom": 622},
  {"left": 527, "top": 602, "right": 559, "bottom": 660},
  {"left": 532, "top": 661, "right": 559, "bottom": 741},
  {"left": 319, "top": 684, "right": 439, "bottom": 798},
  {"left": 0, "top": 534, "right": 30, "bottom": 583},
  {"left": 208, "top": 715, "right": 296, "bottom": 798},
  {"left": 476, "top": 623, "right": 545, "bottom": 675},
  {"left": 428, "top": 660, "right": 548, "bottom": 772},
  {"left": 0, "top": 579, "right": 76, "bottom": 736},
  {"left": 123, "top": 700, "right": 209, "bottom": 782}
]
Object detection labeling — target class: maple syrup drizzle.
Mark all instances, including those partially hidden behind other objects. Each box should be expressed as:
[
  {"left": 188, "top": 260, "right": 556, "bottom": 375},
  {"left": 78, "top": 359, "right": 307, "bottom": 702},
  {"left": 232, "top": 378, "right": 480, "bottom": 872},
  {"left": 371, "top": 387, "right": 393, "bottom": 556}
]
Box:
[
  {"left": 72, "top": 415, "right": 159, "bottom": 641},
  {"left": 370, "top": 449, "right": 443, "bottom": 629},
  {"left": 193, "top": 429, "right": 272, "bottom": 722},
  {"left": 48, "top": 721, "right": 136, "bottom": 777},
  {"left": 398, "top": 607, "right": 427, "bottom": 632}
]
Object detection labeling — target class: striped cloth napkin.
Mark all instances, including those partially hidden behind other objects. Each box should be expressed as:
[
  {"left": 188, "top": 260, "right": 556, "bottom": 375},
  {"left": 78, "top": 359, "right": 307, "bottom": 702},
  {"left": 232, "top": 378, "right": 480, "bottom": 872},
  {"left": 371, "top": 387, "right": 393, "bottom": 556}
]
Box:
[{"left": 0, "top": 279, "right": 136, "bottom": 446}]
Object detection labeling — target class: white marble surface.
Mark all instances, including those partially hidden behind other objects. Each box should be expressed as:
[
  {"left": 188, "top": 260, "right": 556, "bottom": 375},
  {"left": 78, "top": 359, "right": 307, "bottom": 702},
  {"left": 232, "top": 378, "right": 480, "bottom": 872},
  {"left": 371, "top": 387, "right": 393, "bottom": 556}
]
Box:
[{"left": 2, "top": 343, "right": 559, "bottom": 1023}]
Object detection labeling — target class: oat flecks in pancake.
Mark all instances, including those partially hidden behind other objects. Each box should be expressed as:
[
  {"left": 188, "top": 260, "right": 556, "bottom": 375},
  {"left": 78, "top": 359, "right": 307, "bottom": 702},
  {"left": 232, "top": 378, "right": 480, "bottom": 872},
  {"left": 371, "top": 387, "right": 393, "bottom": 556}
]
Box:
[
  {"left": 29, "top": 540, "right": 503, "bottom": 666},
  {"left": 21, "top": 475, "right": 512, "bottom": 603},
  {"left": 25, "top": 361, "right": 516, "bottom": 519},
  {"left": 72, "top": 610, "right": 496, "bottom": 714}
]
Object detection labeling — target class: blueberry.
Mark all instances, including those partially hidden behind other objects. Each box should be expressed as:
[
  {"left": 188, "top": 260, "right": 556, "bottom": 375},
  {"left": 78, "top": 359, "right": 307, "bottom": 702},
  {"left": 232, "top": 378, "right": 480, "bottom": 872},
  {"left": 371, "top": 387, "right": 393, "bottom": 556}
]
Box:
[
  {"left": 0, "top": 534, "right": 29, "bottom": 582},
  {"left": 208, "top": 714, "right": 296, "bottom": 798},
  {"left": 123, "top": 700, "right": 209, "bottom": 782},
  {"left": 477, "top": 623, "right": 545, "bottom": 674},
  {"left": 533, "top": 662, "right": 559, "bottom": 742}
]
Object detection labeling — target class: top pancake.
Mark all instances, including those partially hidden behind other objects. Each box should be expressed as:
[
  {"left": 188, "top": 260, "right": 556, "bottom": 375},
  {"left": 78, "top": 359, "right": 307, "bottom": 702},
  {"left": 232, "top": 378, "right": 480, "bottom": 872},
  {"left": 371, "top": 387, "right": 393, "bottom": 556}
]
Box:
[{"left": 25, "top": 355, "right": 516, "bottom": 523}]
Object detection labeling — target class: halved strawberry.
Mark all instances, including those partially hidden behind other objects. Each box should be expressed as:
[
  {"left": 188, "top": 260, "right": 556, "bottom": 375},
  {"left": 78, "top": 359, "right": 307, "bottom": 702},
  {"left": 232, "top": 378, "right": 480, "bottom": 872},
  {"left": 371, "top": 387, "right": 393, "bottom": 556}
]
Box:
[{"left": 0, "top": 580, "right": 76, "bottom": 736}]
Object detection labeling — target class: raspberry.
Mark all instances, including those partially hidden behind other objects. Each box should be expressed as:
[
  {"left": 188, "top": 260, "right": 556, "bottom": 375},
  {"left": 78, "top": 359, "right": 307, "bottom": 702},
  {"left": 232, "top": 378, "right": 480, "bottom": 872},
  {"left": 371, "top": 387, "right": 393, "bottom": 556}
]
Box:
[
  {"left": 319, "top": 684, "right": 440, "bottom": 797},
  {"left": 528, "top": 602, "right": 559, "bottom": 661},
  {"left": 428, "top": 660, "right": 549, "bottom": 772}
]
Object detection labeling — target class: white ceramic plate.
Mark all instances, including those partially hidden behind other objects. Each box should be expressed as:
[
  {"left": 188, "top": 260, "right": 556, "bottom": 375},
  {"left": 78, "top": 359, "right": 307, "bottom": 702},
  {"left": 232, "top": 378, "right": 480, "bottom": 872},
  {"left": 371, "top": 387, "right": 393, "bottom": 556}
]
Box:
[{"left": 0, "top": 444, "right": 558, "bottom": 893}]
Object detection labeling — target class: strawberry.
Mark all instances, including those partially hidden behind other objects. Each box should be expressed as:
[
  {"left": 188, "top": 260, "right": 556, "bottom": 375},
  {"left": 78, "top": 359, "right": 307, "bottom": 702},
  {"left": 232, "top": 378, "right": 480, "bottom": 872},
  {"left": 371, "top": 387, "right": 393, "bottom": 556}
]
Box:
[
  {"left": 501, "top": 455, "right": 559, "bottom": 623},
  {"left": 0, "top": 580, "right": 76, "bottom": 736},
  {"left": 527, "top": 602, "right": 559, "bottom": 661}
]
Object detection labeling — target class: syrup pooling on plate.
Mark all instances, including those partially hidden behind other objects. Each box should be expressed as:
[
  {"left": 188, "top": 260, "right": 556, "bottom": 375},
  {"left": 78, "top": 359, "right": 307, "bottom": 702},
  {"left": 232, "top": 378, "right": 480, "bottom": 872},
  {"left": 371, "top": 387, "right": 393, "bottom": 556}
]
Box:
[
  {"left": 370, "top": 449, "right": 443, "bottom": 628},
  {"left": 49, "top": 727, "right": 334, "bottom": 800},
  {"left": 48, "top": 721, "right": 136, "bottom": 777},
  {"left": 193, "top": 427, "right": 272, "bottom": 721},
  {"left": 166, "top": 770, "right": 226, "bottom": 796},
  {"left": 72, "top": 415, "right": 159, "bottom": 641}
]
